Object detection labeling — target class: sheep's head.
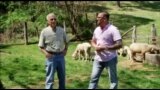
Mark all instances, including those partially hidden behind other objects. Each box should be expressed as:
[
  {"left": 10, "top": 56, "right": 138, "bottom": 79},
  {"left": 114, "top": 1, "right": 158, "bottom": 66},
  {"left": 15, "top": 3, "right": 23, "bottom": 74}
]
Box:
[
  {"left": 150, "top": 45, "right": 160, "bottom": 54},
  {"left": 72, "top": 51, "right": 78, "bottom": 60},
  {"left": 122, "top": 46, "right": 130, "bottom": 57},
  {"left": 117, "top": 48, "right": 123, "bottom": 55},
  {"left": 122, "top": 49, "right": 127, "bottom": 57},
  {"left": 117, "top": 48, "right": 127, "bottom": 57}
]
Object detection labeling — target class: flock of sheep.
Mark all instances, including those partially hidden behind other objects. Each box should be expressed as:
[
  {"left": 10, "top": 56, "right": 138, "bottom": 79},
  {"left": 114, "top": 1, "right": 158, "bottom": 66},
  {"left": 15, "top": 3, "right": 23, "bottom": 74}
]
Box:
[
  {"left": 72, "top": 42, "right": 160, "bottom": 63},
  {"left": 118, "top": 43, "right": 160, "bottom": 63}
]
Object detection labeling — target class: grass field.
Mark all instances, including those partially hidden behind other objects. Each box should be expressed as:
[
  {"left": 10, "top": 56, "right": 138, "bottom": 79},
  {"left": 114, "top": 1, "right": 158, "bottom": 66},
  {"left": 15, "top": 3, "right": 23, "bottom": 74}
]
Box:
[
  {"left": 1, "top": 42, "right": 160, "bottom": 89},
  {"left": 0, "top": 1, "right": 160, "bottom": 89}
]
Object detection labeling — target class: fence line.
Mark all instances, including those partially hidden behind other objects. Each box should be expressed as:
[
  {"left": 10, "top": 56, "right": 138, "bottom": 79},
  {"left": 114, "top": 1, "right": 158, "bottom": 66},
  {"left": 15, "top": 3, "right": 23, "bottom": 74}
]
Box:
[{"left": 122, "top": 24, "right": 159, "bottom": 46}]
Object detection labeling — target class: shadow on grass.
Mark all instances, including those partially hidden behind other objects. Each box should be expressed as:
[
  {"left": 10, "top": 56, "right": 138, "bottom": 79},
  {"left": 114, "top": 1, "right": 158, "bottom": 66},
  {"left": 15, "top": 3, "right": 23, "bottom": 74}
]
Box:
[
  {"left": 85, "top": 4, "right": 111, "bottom": 13},
  {"left": 70, "top": 13, "right": 154, "bottom": 41},
  {"left": 0, "top": 44, "right": 11, "bottom": 49},
  {"left": 133, "top": 1, "right": 160, "bottom": 12},
  {"left": 112, "top": 1, "right": 160, "bottom": 12},
  {"left": 0, "top": 43, "right": 25, "bottom": 50},
  {"left": 118, "top": 69, "right": 160, "bottom": 89},
  {"left": 28, "top": 41, "right": 38, "bottom": 45},
  {"left": 84, "top": 2, "right": 155, "bottom": 32},
  {"left": 110, "top": 14, "right": 154, "bottom": 32},
  {"left": 66, "top": 78, "right": 89, "bottom": 89},
  {"left": 0, "top": 41, "right": 38, "bottom": 50},
  {"left": 1, "top": 57, "right": 44, "bottom": 89}
]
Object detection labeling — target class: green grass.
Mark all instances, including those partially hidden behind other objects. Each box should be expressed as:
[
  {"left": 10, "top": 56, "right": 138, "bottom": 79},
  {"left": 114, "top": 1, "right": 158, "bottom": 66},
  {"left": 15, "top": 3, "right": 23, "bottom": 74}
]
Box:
[
  {"left": 1, "top": 1, "right": 160, "bottom": 89},
  {"left": 1, "top": 42, "right": 160, "bottom": 89},
  {"left": 86, "top": 1, "right": 160, "bottom": 46}
]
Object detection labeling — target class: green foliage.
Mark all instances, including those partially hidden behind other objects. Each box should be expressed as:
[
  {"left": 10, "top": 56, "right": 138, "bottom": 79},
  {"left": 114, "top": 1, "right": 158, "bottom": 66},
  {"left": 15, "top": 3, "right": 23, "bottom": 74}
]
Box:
[{"left": 79, "top": 29, "right": 92, "bottom": 40}]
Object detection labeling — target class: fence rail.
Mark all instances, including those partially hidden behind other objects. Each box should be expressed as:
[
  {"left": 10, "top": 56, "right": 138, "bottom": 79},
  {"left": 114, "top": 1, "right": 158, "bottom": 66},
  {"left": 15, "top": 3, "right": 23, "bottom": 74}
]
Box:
[{"left": 122, "top": 24, "right": 159, "bottom": 46}]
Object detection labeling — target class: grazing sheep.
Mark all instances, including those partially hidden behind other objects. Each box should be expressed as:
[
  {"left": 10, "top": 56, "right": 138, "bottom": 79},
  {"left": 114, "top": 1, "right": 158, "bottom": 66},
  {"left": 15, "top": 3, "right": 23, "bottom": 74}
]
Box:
[
  {"left": 117, "top": 45, "right": 132, "bottom": 60},
  {"left": 72, "top": 42, "right": 91, "bottom": 61},
  {"left": 123, "top": 45, "right": 132, "bottom": 60},
  {"left": 129, "top": 43, "right": 160, "bottom": 63},
  {"left": 117, "top": 48, "right": 123, "bottom": 56}
]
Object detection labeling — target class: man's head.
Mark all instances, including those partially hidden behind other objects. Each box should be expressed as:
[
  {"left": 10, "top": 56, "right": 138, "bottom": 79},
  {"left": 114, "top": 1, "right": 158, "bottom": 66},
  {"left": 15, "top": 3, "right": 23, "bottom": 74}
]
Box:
[
  {"left": 46, "top": 13, "right": 57, "bottom": 28},
  {"left": 96, "top": 12, "right": 110, "bottom": 27}
]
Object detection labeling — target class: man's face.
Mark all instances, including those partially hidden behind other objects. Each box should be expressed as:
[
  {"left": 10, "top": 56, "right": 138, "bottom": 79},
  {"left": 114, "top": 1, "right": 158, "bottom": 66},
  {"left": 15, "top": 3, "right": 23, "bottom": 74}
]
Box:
[
  {"left": 96, "top": 13, "right": 106, "bottom": 25},
  {"left": 48, "top": 16, "right": 57, "bottom": 28}
]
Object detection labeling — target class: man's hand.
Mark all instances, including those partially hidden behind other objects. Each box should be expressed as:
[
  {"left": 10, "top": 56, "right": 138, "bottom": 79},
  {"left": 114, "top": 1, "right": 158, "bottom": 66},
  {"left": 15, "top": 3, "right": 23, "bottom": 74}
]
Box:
[
  {"left": 63, "top": 49, "right": 67, "bottom": 56},
  {"left": 95, "top": 45, "right": 106, "bottom": 52},
  {"left": 45, "top": 53, "right": 53, "bottom": 59}
]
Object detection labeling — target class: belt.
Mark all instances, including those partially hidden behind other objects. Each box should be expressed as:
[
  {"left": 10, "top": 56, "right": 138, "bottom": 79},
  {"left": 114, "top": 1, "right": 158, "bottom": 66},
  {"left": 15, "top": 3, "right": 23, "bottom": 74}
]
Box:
[{"left": 47, "top": 51, "right": 63, "bottom": 55}]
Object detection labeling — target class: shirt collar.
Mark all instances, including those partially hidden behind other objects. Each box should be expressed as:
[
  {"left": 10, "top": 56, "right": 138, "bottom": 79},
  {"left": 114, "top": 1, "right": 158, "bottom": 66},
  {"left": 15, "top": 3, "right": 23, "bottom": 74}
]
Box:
[
  {"left": 103, "top": 23, "right": 110, "bottom": 30},
  {"left": 100, "top": 23, "right": 110, "bottom": 32},
  {"left": 48, "top": 26, "right": 56, "bottom": 32}
]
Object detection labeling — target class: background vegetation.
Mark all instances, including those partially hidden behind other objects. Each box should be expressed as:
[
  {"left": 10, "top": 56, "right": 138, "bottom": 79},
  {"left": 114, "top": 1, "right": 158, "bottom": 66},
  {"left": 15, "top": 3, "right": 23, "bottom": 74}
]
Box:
[{"left": 0, "top": 1, "right": 160, "bottom": 89}]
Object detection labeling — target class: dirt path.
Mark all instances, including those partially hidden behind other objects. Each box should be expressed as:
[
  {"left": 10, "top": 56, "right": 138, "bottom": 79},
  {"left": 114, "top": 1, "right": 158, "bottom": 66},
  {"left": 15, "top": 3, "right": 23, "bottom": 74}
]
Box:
[{"left": 118, "top": 59, "right": 149, "bottom": 70}]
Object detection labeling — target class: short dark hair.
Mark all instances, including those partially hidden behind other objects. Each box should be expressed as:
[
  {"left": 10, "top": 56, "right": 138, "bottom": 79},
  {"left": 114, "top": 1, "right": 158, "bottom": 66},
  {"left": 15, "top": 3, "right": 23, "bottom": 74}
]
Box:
[{"left": 103, "top": 12, "right": 110, "bottom": 20}]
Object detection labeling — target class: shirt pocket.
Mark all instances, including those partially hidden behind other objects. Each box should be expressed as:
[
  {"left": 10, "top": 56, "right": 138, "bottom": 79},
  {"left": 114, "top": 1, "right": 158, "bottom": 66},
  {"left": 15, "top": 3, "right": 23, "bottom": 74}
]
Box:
[{"left": 45, "top": 35, "right": 56, "bottom": 44}]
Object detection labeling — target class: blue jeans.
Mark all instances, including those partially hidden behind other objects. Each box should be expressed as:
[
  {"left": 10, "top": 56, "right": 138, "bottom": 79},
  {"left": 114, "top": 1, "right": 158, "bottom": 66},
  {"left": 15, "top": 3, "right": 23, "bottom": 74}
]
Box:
[
  {"left": 45, "top": 53, "right": 65, "bottom": 89},
  {"left": 88, "top": 57, "right": 118, "bottom": 89}
]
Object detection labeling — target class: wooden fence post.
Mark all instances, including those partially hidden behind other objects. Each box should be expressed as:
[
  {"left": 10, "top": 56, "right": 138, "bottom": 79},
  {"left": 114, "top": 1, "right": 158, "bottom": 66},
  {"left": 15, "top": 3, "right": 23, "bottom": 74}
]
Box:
[
  {"left": 151, "top": 24, "right": 157, "bottom": 45},
  {"left": 24, "top": 22, "right": 28, "bottom": 45},
  {"left": 132, "top": 25, "right": 137, "bottom": 43}
]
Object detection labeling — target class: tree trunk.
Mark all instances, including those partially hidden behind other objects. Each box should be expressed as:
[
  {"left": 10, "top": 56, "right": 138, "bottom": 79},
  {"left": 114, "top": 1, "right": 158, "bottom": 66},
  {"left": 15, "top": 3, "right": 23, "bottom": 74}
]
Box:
[
  {"left": 117, "top": 1, "right": 121, "bottom": 8},
  {"left": 64, "top": 1, "right": 81, "bottom": 40}
]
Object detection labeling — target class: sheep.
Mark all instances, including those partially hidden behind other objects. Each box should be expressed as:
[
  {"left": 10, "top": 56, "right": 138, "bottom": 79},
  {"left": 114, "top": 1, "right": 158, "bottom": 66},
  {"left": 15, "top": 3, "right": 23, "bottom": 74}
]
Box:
[
  {"left": 72, "top": 42, "right": 91, "bottom": 61},
  {"left": 129, "top": 43, "right": 160, "bottom": 63},
  {"left": 117, "top": 48, "right": 125, "bottom": 56},
  {"left": 117, "top": 45, "right": 132, "bottom": 60},
  {"left": 123, "top": 45, "right": 132, "bottom": 60},
  {"left": 72, "top": 43, "right": 85, "bottom": 60},
  {"left": 117, "top": 46, "right": 129, "bottom": 57}
]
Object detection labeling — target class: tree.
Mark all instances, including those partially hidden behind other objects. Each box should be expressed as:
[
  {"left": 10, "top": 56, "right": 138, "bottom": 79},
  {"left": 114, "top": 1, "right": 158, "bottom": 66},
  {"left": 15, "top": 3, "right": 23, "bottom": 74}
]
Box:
[
  {"left": 117, "top": 1, "right": 121, "bottom": 8},
  {"left": 63, "top": 1, "right": 89, "bottom": 40}
]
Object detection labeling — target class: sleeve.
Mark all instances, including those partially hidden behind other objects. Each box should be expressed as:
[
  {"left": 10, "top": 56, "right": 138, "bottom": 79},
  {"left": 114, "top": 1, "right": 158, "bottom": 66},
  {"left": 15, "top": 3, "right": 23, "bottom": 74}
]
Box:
[
  {"left": 113, "top": 27, "right": 122, "bottom": 41},
  {"left": 92, "top": 29, "right": 97, "bottom": 41},
  {"left": 38, "top": 30, "right": 45, "bottom": 47},
  {"left": 63, "top": 29, "right": 69, "bottom": 44}
]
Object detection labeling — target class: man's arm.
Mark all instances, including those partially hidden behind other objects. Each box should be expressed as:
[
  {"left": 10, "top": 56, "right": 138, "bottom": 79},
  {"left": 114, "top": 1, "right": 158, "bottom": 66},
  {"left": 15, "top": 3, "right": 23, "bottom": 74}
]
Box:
[
  {"left": 106, "top": 39, "right": 122, "bottom": 50},
  {"left": 63, "top": 43, "right": 68, "bottom": 56},
  {"left": 40, "top": 47, "right": 52, "bottom": 58},
  {"left": 91, "top": 38, "right": 104, "bottom": 52},
  {"left": 91, "top": 39, "right": 97, "bottom": 48},
  {"left": 95, "top": 39, "right": 122, "bottom": 51}
]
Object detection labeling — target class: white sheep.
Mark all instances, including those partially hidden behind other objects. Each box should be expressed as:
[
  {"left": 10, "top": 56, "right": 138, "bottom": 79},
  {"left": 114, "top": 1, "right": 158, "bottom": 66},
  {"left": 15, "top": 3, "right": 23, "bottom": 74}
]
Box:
[
  {"left": 129, "top": 43, "right": 160, "bottom": 63},
  {"left": 72, "top": 42, "right": 91, "bottom": 61},
  {"left": 117, "top": 48, "right": 125, "bottom": 56},
  {"left": 117, "top": 45, "right": 132, "bottom": 60}
]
